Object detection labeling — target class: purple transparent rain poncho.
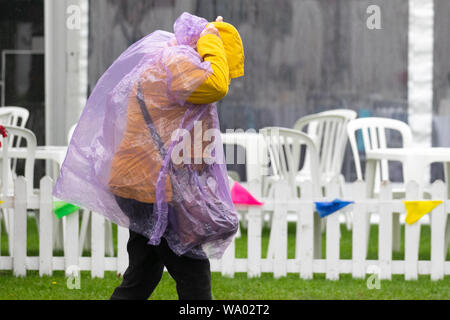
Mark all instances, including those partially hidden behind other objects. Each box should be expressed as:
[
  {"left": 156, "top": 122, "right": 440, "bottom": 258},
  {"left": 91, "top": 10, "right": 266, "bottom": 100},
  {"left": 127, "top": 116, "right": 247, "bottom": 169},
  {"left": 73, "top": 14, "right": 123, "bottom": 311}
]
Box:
[{"left": 53, "top": 12, "right": 239, "bottom": 259}]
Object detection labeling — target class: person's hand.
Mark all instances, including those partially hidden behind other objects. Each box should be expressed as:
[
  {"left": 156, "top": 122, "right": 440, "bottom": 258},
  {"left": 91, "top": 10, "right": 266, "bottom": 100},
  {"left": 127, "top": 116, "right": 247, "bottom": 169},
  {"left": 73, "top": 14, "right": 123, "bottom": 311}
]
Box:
[
  {"left": 200, "top": 23, "right": 219, "bottom": 38},
  {"left": 199, "top": 16, "right": 223, "bottom": 38}
]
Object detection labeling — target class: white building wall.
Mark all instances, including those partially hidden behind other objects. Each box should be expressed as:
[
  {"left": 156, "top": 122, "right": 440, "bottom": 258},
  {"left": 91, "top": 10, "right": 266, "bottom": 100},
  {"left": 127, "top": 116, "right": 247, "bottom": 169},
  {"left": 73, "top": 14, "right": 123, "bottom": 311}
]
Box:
[
  {"left": 408, "top": 0, "right": 434, "bottom": 149},
  {"left": 45, "top": 0, "right": 88, "bottom": 146}
]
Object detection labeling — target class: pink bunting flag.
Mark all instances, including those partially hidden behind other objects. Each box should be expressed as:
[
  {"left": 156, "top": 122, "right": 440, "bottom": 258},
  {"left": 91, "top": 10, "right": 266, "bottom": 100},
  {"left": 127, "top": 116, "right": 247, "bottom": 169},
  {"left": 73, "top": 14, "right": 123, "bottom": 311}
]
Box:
[{"left": 230, "top": 182, "right": 264, "bottom": 206}]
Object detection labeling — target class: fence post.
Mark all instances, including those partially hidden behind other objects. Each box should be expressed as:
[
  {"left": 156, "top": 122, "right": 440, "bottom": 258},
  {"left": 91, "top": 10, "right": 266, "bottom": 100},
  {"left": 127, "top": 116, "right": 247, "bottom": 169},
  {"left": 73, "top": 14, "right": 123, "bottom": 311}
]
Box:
[
  {"left": 117, "top": 225, "right": 129, "bottom": 275},
  {"left": 13, "top": 176, "right": 27, "bottom": 277},
  {"left": 405, "top": 180, "right": 420, "bottom": 280},
  {"left": 64, "top": 209, "right": 79, "bottom": 276},
  {"left": 325, "top": 178, "right": 341, "bottom": 280},
  {"left": 378, "top": 181, "right": 393, "bottom": 280},
  {"left": 91, "top": 211, "right": 105, "bottom": 278},
  {"left": 352, "top": 180, "right": 367, "bottom": 279},
  {"left": 298, "top": 180, "right": 314, "bottom": 279},
  {"left": 247, "top": 178, "right": 262, "bottom": 278},
  {"left": 430, "top": 180, "right": 446, "bottom": 280},
  {"left": 39, "top": 176, "right": 53, "bottom": 276},
  {"left": 273, "top": 180, "right": 288, "bottom": 278}
]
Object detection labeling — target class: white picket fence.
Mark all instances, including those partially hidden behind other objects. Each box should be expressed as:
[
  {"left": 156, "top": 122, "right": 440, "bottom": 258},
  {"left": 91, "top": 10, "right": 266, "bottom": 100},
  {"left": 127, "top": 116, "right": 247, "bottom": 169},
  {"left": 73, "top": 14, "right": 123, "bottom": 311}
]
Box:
[{"left": 1, "top": 176, "right": 449, "bottom": 280}]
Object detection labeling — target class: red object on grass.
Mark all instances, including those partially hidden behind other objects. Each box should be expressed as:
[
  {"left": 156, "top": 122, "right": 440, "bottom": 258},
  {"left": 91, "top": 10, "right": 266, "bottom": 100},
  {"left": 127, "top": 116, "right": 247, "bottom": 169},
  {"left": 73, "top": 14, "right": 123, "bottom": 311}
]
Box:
[
  {"left": 230, "top": 181, "right": 264, "bottom": 206},
  {"left": 0, "top": 125, "right": 7, "bottom": 147}
]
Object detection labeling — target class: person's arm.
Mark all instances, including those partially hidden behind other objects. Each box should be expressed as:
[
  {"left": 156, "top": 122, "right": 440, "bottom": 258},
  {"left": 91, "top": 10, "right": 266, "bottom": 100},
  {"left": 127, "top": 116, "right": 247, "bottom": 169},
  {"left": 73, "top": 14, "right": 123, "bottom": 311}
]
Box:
[
  {"left": 186, "top": 33, "right": 230, "bottom": 104},
  {"left": 142, "top": 21, "right": 229, "bottom": 107}
]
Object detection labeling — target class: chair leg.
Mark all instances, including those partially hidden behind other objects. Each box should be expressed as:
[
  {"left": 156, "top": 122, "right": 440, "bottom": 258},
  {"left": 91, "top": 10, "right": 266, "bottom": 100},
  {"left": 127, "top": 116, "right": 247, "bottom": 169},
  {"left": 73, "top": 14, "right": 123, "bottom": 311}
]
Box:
[
  {"left": 266, "top": 211, "right": 273, "bottom": 229},
  {"left": 53, "top": 215, "right": 64, "bottom": 251},
  {"left": 84, "top": 216, "right": 92, "bottom": 252},
  {"left": 62, "top": 216, "right": 67, "bottom": 244},
  {"left": 33, "top": 210, "right": 40, "bottom": 235},
  {"left": 241, "top": 211, "right": 248, "bottom": 229},
  {"left": 392, "top": 212, "right": 401, "bottom": 252},
  {"left": 267, "top": 210, "right": 278, "bottom": 259},
  {"left": 339, "top": 175, "right": 353, "bottom": 231},
  {"left": 344, "top": 211, "right": 353, "bottom": 231},
  {"left": 235, "top": 219, "right": 241, "bottom": 238},
  {"left": 313, "top": 212, "right": 322, "bottom": 259},
  {"left": 320, "top": 216, "right": 327, "bottom": 233},
  {"left": 2, "top": 208, "right": 10, "bottom": 234}
]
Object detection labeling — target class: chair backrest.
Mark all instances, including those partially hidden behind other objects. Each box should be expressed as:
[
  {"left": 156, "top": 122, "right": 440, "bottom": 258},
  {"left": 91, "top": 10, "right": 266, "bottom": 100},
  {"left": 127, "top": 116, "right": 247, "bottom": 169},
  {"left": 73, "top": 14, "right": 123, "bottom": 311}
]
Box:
[
  {"left": 294, "top": 110, "right": 357, "bottom": 183},
  {"left": 0, "top": 106, "right": 29, "bottom": 128},
  {"left": 0, "top": 107, "right": 31, "bottom": 172},
  {"left": 347, "top": 117, "right": 413, "bottom": 182},
  {"left": 317, "top": 109, "right": 358, "bottom": 120},
  {"left": 0, "top": 126, "right": 36, "bottom": 196},
  {"left": 260, "top": 127, "right": 321, "bottom": 197},
  {"left": 0, "top": 106, "right": 30, "bottom": 148},
  {"left": 0, "top": 111, "right": 13, "bottom": 125}
]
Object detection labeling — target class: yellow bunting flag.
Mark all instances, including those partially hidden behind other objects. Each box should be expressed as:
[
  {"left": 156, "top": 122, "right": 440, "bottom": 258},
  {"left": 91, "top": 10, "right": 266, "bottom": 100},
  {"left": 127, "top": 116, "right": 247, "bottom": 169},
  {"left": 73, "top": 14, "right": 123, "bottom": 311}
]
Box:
[{"left": 403, "top": 201, "right": 443, "bottom": 225}]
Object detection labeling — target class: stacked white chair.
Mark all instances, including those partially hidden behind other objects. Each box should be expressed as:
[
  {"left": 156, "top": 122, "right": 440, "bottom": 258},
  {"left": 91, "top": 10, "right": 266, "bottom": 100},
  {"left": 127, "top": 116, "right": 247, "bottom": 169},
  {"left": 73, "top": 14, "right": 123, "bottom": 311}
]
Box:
[
  {"left": 0, "top": 126, "right": 36, "bottom": 255},
  {"left": 294, "top": 110, "right": 357, "bottom": 230},
  {"left": 0, "top": 107, "right": 30, "bottom": 171},
  {"left": 260, "top": 127, "right": 322, "bottom": 259},
  {"left": 293, "top": 110, "right": 357, "bottom": 188},
  {"left": 0, "top": 107, "right": 31, "bottom": 241}
]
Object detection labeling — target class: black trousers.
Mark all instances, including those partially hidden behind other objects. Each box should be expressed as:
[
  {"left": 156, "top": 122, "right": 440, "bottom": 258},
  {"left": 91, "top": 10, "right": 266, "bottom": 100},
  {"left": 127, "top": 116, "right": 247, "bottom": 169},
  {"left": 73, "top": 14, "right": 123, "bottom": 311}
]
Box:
[{"left": 110, "top": 198, "right": 212, "bottom": 300}]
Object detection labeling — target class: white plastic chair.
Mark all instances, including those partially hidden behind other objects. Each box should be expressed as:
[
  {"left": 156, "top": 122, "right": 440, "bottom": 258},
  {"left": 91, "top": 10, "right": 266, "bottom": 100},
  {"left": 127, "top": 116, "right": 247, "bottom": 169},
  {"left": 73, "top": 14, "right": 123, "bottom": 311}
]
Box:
[
  {"left": 261, "top": 127, "right": 321, "bottom": 198},
  {"left": 294, "top": 109, "right": 357, "bottom": 187},
  {"left": 293, "top": 110, "right": 357, "bottom": 230},
  {"left": 0, "top": 111, "right": 13, "bottom": 125},
  {"left": 0, "top": 107, "right": 29, "bottom": 128},
  {"left": 0, "top": 107, "right": 30, "bottom": 172},
  {"left": 319, "top": 109, "right": 358, "bottom": 119},
  {"left": 347, "top": 117, "right": 414, "bottom": 254},
  {"left": 0, "top": 126, "right": 36, "bottom": 255},
  {"left": 260, "top": 127, "right": 322, "bottom": 259},
  {"left": 347, "top": 117, "right": 413, "bottom": 193}
]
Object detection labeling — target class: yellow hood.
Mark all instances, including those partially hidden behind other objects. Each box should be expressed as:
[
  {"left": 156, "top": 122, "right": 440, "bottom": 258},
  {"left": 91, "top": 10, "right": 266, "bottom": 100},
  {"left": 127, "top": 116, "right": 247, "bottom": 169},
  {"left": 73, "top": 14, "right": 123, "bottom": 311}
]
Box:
[{"left": 209, "top": 21, "right": 245, "bottom": 79}]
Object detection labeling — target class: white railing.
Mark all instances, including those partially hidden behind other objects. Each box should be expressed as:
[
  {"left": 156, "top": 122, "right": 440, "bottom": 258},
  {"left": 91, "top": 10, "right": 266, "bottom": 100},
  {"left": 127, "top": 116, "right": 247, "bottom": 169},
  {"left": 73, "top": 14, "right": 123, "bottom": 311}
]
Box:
[{"left": 0, "top": 176, "right": 449, "bottom": 280}]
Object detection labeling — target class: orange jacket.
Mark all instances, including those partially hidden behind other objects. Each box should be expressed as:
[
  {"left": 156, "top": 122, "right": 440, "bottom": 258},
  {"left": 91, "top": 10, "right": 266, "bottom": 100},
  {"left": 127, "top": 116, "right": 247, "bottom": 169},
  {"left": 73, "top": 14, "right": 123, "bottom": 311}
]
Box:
[{"left": 109, "top": 26, "right": 244, "bottom": 203}]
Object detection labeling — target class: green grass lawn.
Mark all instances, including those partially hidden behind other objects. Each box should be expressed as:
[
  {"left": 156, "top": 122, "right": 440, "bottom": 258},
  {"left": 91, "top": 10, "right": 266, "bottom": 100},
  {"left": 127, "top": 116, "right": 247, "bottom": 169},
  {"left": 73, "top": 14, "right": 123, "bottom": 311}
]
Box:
[{"left": 0, "top": 215, "right": 449, "bottom": 300}]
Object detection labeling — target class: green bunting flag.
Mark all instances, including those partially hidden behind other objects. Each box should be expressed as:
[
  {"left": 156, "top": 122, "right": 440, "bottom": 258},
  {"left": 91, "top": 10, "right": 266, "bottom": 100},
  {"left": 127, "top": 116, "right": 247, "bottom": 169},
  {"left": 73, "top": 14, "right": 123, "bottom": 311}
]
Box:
[{"left": 53, "top": 201, "right": 80, "bottom": 219}]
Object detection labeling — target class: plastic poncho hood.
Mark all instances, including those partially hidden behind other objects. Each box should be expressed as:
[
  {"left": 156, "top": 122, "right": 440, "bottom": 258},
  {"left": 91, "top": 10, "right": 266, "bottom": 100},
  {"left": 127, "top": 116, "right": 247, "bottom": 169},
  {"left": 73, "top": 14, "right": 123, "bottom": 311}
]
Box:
[{"left": 53, "top": 12, "right": 239, "bottom": 259}]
